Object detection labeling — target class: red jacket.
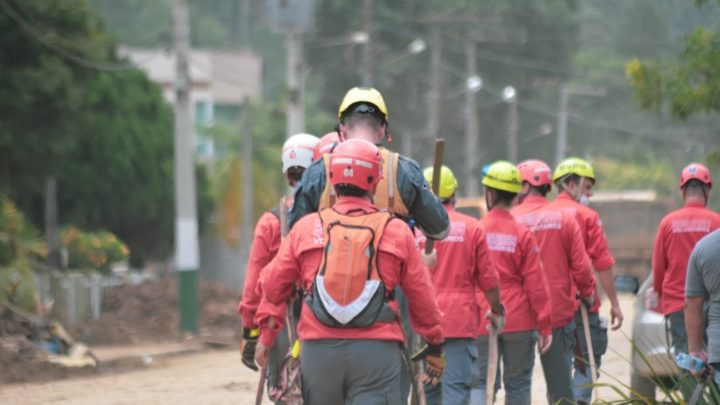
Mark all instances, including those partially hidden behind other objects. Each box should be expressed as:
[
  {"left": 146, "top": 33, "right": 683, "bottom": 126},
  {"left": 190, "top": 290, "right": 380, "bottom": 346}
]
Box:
[
  {"left": 255, "top": 197, "right": 444, "bottom": 347},
  {"left": 512, "top": 195, "right": 595, "bottom": 328},
  {"left": 477, "top": 208, "right": 551, "bottom": 337},
  {"left": 549, "top": 192, "right": 615, "bottom": 314},
  {"left": 653, "top": 201, "right": 720, "bottom": 315},
  {"left": 417, "top": 205, "right": 499, "bottom": 338},
  {"left": 237, "top": 211, "right": 281, "bottom": 329}
]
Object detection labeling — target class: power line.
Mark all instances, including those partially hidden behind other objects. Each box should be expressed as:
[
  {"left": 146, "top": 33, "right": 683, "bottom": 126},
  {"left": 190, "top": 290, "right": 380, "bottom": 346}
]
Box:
[{"left": 0, "top": 0, "right": 136, "bottom": 71}]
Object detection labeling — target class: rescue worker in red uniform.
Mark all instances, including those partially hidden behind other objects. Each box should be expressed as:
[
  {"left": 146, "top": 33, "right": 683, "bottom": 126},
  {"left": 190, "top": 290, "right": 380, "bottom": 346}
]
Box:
[
  {"left": 254, "top": 139, "right": 445, "bottom": 405},
  {"left": 419, "top": 165, "right": 503, "bottom": 405},
  {"left": 548, "top": 157, "right": 623, "bottom": 404},
  {"left": 511, "top": 159, "right": 596, "bottom": 404},
  {"left": 291, "top": 87, "right": 449, "bottom": 399},
  {"left": 237, "top": 133, "right": 319, "bottom": 395},
  {"left": 474, "top": 161, "right": 552, "bottom": 405},
  {"left": 288, "top": 87, "right": 449, "bottom": 243},
  {"left": 652, "top": 163, "right": 720, "bottom": 400}
]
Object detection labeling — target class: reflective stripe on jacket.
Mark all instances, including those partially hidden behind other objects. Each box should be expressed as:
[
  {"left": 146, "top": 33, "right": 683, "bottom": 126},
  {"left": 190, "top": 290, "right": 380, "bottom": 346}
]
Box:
[
  {"left": 256, "top": 196, "right": 444, "bottom": 347},
  {"left": 288, "top": 148, "right": 449, "bottom": 240}
]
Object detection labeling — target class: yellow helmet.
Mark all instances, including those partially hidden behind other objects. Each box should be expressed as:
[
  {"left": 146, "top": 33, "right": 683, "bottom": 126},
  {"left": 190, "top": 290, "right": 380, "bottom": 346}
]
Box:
[
  {"left": 553, "top": 157, "right": 596, "bottom": 183},
  {"left": 338, "top": 87, "right": 389, "bottom": 121},
  {"left": 482, "top": 161, "right": 522, "bottom": 193},
  {"left": 423, "top": 165, "right": 458, "bottom": 199}
]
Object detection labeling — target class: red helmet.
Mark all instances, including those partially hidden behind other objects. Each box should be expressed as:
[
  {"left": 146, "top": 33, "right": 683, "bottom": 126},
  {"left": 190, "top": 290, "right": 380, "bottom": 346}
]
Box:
[
  {"left": 313, "top": 132, "right": 341, "bottom": 161},
  {"left": 517, "top": 159, "right": 552, "bottom": 188},
  {"left": 679, "top": 163, "right": 712, "bottom": 188},
  {"left": 329, "top": 139, "right": 382, "bottom": 191}
]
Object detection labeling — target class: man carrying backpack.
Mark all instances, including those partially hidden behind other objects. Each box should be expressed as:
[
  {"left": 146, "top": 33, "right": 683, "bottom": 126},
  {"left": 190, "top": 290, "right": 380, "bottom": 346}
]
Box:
[
  {"left": 288, "top": 86, "right": 449, "bottom": 244},
  {"left": 236, "top": 133, "right": 319, "bottom": 399},
  {"left": 254, "top": 139, "right": 445, "bottom": 405},
  {"left": 419, "top": 165, "right": 503, "bottom": 405}
]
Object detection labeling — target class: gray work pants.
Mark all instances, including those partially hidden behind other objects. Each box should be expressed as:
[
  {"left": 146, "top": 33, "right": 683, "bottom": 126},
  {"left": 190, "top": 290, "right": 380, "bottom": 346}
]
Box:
[
  {"left": 540, "top": 321, "right": 576, "bottom": 404},
  {"left": 572, "top": 311, "right": 608, "bottom": 403},
  {"left": 300, "top": 339, "right": 402, "bottom": 405},
  {"left": 424, "top": 338, "right": 481, "bottom": 405},
  {"left": 471, "top": 330, "right": 537, "bottom": 405}
]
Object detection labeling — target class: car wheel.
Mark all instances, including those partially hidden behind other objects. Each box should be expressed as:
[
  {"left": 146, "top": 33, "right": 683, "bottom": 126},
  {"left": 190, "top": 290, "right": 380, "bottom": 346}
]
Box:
[{"left": 630, "top": 368, "right": 656, "bottom": 401}]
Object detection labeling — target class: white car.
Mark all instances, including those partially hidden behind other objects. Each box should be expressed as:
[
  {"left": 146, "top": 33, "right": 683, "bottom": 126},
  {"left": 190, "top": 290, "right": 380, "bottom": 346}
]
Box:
[{"left": 629, "top": 275, "right": 679, "bottom": 400}]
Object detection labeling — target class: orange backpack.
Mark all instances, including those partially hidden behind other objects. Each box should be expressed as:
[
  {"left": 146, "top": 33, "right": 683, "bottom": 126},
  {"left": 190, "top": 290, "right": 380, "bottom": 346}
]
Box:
[{"left": 307, "top": 208, "right": 396, "bottom": 328}]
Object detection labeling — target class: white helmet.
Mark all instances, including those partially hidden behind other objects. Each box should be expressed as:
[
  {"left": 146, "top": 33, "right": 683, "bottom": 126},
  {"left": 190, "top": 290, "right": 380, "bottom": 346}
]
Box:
[{"left": 282, "top": 133, "right": 319, "bottom": 173}]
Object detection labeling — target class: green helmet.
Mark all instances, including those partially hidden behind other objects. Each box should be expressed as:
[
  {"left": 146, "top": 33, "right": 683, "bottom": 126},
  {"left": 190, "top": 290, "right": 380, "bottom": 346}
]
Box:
[
  {"left": 423, "top": 165, "right": 458, "bottom": 199},
  {"left": 482, "top": 161, "right": 522, "bottom": 193},
  {"left": 553, "top": 157, "right": 596, "bottom": 183}
]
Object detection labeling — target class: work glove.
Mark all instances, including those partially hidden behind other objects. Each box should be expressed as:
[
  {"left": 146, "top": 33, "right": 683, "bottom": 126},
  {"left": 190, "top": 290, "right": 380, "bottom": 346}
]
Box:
[
  {"left": 420, "top": 249, "right": 437, "bottom": 269},
  {"left": 577, "top": 293, "right": 594, "bottom": 310},
  {"left": 240, "top": 327, "right": 260, "bottom": 371},
  {"left": 411, "top": 342, "right": 445, "bottom": 385},
  {"left": 485, "top": 305, "right": 506, "bottom": 333}
]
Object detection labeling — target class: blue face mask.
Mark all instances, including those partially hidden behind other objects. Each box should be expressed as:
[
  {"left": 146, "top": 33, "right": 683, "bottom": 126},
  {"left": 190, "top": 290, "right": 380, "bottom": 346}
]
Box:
[{"left": 578, "top": 195, "right": 590, "bottom": 206}]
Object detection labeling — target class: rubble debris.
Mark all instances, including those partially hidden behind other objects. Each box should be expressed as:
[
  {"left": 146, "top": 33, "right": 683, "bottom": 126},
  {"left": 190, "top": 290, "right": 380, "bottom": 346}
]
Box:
[{"left": 76, "top": 278, "right": 242, "bottom": 345}]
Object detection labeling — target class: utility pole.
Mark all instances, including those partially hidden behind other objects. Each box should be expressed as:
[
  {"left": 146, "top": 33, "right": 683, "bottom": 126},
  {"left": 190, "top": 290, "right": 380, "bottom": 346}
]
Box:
[
  {"left": 173, "top": 0, "right": 199, "bottom": 333},
  {"left": 555, "top": 84, "right": 606, "bottom": 165},
  {"left": 426, "top": 25, "right": 442, "bottom": 165},
  {"left": 464, "top": 39, "right": 479, "bottom": 196},
  {"left": 240, "top": 100, "right": 253, "bottom": 266},
  {"left": 44, "top": 177, "right": 60, "bottom": 268},
  {"left": 360, "top": 0, "right": 373, "bottom": 86},
  {"left": 504, "top": 86, "right": 518, "bottom": 163},
  {"left": 286, "top": 32, "right": 305, "bottom": 138}
]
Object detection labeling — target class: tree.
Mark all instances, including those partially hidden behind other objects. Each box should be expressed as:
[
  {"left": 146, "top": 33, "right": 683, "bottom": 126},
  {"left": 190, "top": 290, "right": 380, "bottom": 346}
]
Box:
[
  {"left": 0, "top": 0, "right": 208, "bottom": 265},
  {"left": 626, "top": 1, "right": 720, "bottom": 119},
  {"left": 0, "top": 198, "right": 46, "bottom": 311},
  {"left": 57, "top": 69, "right": 178, "bottom": 265}
]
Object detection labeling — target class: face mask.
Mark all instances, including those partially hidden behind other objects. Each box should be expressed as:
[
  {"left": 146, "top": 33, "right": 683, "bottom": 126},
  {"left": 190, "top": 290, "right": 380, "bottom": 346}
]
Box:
[{"left": 578, "top": 195, "right": 590, "bottom": 206}]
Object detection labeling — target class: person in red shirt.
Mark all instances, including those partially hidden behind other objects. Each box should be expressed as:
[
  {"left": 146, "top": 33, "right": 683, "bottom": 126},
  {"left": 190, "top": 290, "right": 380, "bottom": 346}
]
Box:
[
  {"left": 236, "top": 134, "right": 319, "bottom": 388},
  {"left": 549, "top": 157, "right": 623, "bottom": 404},
  {"left": 419, "top": 165, "right": 502, "bottom": 405},
  {"left": 512, "top": 159, "right": 595, "bottom": 404},
  {"left": 254, "top": 139, "right": 444, "bottom": 405},
  {"left": 652, "top": 163, "right": 720, "bottom": 389},
  {"left": 474, "top": 161, "right": 552, "bottom": 405}
]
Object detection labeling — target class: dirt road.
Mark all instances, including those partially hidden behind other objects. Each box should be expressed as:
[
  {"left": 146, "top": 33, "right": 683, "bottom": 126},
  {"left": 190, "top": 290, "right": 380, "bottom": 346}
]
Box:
[{"left": 1, "top": 295, "right": 641, "bottom": 404}]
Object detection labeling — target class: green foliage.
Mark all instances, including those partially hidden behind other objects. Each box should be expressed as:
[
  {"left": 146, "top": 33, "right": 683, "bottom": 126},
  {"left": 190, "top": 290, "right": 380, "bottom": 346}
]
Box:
[
  {"left": 0, "top": 198, "right": 46, "bottom": 312},
  {"left": 60, "top": 226, "right": 129, "bottom": 274},
  {"left": 56, "top": 68, "right": 177, "bottom": 265},
  {"left": 627, "top": 27, "right": 720, "bottom": 119},
  {"left": 0, "top": 0, "right": 217, "bottom": 265},
  {"left": 592, "top": 157, "right": 676, "bottom": 196}
]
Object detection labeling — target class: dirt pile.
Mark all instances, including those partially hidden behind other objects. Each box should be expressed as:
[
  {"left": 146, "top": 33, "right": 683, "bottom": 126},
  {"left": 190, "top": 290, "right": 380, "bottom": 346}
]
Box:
[
  {"left": 77, "top": 278, "right": 242, "bottom": 345},
  {"left": 0, "top": 303, "right": 95, "bottom": 384}
]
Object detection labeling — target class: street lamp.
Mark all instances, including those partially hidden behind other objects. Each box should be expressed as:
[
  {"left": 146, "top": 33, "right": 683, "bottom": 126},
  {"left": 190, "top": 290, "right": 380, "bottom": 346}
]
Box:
[
  {"left": 351, "top": 31, "right": 369, "bottom": 45},
  {"left": 466, "top": 75, "right": 483, "bottom": 93},
  {"left": 503, "top": 86, "right": 516, "bottom": 101},
  {"left": 408, "top": 38, "right": 427, "bottom": 55}
]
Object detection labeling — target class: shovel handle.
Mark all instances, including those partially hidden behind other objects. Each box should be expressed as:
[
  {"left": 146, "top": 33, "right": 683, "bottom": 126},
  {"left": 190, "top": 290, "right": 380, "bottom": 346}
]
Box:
[{"left": 424, "top": 139, "right": 445, "bottom": 254}]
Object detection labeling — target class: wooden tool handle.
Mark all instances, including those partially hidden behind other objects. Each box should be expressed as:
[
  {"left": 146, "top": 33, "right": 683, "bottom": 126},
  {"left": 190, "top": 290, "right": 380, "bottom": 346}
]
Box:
[{"left": 424, "top": 138, "right": 445, "bottom": 254}]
